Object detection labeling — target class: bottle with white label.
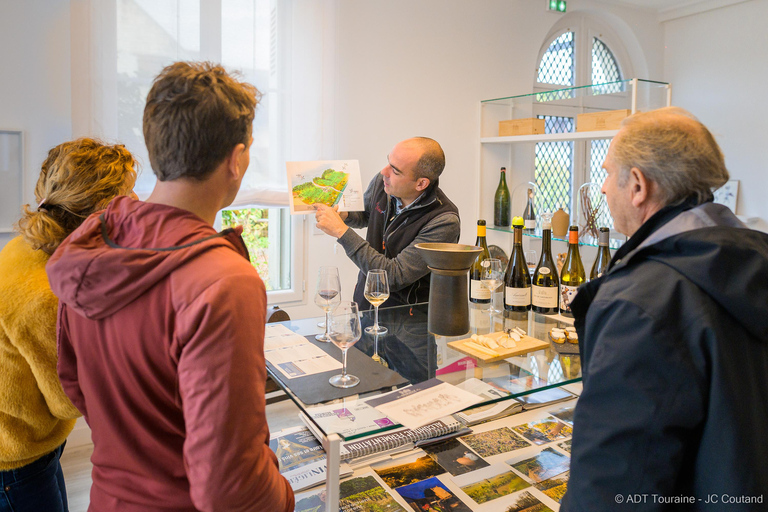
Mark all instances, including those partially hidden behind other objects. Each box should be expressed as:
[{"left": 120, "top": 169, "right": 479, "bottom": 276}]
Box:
[
  {"left": 469, "top": 220, "right": 492, "bottom": 304},
  {"left": 504, "top": 216, "right": 531, "bottom": 312},
  {"left": 531, "top": 213, "right": 559, "bottom": 314},
  {"left": 559, "top": 225, "right": 586, "bottom": 316},
  {"left": 522, "top": 188, "right": 536, "bottom": 232}
]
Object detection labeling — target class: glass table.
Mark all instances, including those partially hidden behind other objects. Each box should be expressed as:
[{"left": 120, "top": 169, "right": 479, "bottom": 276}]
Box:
[{"left": 267, "top": 302, "right": 581, "bottom": 510}]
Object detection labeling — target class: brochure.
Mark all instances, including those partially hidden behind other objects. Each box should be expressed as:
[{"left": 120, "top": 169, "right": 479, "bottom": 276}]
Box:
[
  {"left": 306, "top": 399, "right": 398, "bottom": 440},
  {"left": 366, "top": 379, "right": 482, "bottom": 430},
  {"left": 286, "top": 159, "right": 364, "bottom": 215},
  {"left": 268, "top": 426, "right": 351, "bottom": 492}
]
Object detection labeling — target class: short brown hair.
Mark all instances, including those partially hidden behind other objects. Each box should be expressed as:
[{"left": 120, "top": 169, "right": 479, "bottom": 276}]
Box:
[
  {"left": 16, "top": 138, "right": 137, "bottom": 254},
  {"left": 143, "top": 61, "right": 260, "bottom": 181}
]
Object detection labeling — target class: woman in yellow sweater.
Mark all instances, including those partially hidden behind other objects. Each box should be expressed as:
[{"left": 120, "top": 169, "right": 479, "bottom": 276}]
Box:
[{"left": 0, "top": 138, "right": 136, "bottom": 511}]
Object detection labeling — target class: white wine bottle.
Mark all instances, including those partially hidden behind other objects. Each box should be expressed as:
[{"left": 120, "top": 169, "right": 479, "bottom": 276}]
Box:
[
  {"left": 531, "top": 215, "right": 559, "bottom": 315},
  {"left": 559, "top": 225, "right": 586, "bottom": 316},
  {"left": 504, "top": 216, "right": 531, "bottom": 312},
  {"left": 469, "top": 220, "right": 492, "bottom": 304},
  {"left": 590, "top": 227, "right": 611, "bottom": 280}
]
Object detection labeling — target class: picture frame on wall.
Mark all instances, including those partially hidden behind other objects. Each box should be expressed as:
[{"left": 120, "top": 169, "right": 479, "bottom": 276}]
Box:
[
  {"left": 713, "top": 179, "right": 739, "bottom": 213},
  {"left": 0, "top": 130, "right": 24, "bottom": 232}
]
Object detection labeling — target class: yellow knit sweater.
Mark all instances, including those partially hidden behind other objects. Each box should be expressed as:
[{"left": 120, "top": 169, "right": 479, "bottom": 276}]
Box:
[{"left": 0, "top": 236, "right": 80, "bottom": 470}]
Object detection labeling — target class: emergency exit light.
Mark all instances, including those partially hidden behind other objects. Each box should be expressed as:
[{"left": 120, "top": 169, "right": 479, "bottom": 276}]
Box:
[{"left": 548, "top": 0, "right": 567, "bottom": 13}]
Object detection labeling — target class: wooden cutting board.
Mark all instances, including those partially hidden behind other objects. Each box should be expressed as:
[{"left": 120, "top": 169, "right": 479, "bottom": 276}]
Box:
[{"left": 447, "top": 331, "right": 550, "bottom": 363}]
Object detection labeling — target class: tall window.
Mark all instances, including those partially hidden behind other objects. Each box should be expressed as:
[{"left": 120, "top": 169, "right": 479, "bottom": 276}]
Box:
[
  {"left": 534, "top": 24, "right": 625, "bottom": 231},
  {"left": 116, "top": 0, "right": 295, "bottom": 294}
]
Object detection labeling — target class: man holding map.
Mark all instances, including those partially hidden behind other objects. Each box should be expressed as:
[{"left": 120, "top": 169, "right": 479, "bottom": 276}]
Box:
[{"left": 314, "top": 137, "right": 460, "bottom": 309}]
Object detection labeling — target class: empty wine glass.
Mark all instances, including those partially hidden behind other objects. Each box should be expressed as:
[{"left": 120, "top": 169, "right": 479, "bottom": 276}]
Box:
[
  {"left": 525, "top": 249, "right": 538, "bottom": 278},
  {"left": 329, "top": 301, "right": 362, "bottom": 388},
  {"left": 364, "top": 269, "right": 389, "bottom": 335},
  {"left": 482, "top": 258, "right": 504, "bottom": 316},
  {"left": 315, "top": 266, "right": 341, "bottom": 342}
]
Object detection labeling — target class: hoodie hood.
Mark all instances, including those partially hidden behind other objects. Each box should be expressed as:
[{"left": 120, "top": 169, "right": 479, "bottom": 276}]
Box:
[
  {"left": 616, "top": 202, "right": 768, "bottom": 341},
  {"left": 47, "top": 196, "right": 248, "bottom": 320}
]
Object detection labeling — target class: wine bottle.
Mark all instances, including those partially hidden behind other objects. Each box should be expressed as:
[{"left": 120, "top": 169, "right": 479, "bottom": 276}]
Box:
[
  {"left": 531, "top": 216, "right": 559, "bottom": 314},
  {"left": 504, "top": 216, "right": 531, "bottom": 312},
  {"left": 559, "top": 225, "right": 586, "bottom": 316},
  {"left": 470, "top": 220, "right": 492, "bottom": 304},
  {"left": 590, "top": 227, "right": 611, "bottom": 280},
  {"left": 493, "top": 167, "right": 511, "bottom": 227},
  {"left": 523, "top": 188, "right": 536, "bottom": 232}
]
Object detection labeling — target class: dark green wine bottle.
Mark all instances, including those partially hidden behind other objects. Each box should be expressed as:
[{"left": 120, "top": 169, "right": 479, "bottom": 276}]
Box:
[
  {"left": 531, "top": 217, "right": 559, "bottom": 314},
  {"left": 493, "top": 167, "right": 511, "bottom": 227},
  {"left": 504, "top": 216, "right": 531, "bottom": 312},
  {"left": 470, "top": 220, "right": 492, "bottom": 304}
]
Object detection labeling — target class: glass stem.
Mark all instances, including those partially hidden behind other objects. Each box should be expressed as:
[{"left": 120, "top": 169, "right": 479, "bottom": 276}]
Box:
[
  {"left": 324, "top": 311, "right": 331, "bottom": 338},
  {"left": 341, "top": 348, "right": 348, "bottom": 377},
  {"left": 374, "top": 305, "right": 379, "bottom": 330}
]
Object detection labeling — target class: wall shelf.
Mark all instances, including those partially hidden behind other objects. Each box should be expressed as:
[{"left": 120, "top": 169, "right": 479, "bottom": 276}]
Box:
[{"left": 481, "top": 130, "right": 617, "bottom": 144}]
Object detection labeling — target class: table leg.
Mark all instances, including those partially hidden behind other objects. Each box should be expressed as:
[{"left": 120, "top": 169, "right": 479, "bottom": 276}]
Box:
[{"left": 323, "top": 433, "right": 341, "bottom": 512}]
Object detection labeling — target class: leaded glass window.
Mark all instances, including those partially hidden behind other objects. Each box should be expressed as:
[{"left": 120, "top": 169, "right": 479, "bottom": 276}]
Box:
[
  {"left": 592, "top": 37, "right": 622, "bottom": 93},
  {"left": 589, "top": 139, "right": 614, "bottom": 229},
  {"left": 535, "top": 116, "right": 574, "bottom": 216},
  {"left": 537, "top": 32, "right": 574, "bottom": 86}
]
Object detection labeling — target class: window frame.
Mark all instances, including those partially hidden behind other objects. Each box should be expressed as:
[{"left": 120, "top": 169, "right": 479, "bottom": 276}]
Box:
[{"left": 532, "top": 14, "right": 633, "bottom": 227}]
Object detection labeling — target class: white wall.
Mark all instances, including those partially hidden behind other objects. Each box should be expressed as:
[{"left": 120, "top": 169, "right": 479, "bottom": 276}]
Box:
[
  {"left": 0, "top": 0, "right": 72, "bottom": 247},
  {"left": 279, "top": 0, "right": 664, "bottom": 319},
  {"left": 662, "top": 0, "right": 768, "bottom": 230}
]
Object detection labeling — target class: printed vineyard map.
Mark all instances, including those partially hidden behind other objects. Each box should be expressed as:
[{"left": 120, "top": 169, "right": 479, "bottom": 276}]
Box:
[{"left": 286, "top": 160, "right": 364, "bottom": 214}]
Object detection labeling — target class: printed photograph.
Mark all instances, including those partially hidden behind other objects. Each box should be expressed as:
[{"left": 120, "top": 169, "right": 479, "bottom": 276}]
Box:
[
  {"left": 558, "top": 440, "right": 572, "bottom": 453},
  {"left": 459, "top": 427, "right": 530, "bottom": 457},
  {"left": 534, "top": 470, "right": 569, "bottom": 504},
  {"left": 268, "top": 427, "right": 324, "bottom": 472},
  {"left": 372, "top": 452, "right": 446, "bottom": 489},
  {"left": 395, "top": 476, "right": 472, "bottom": 512},
  {"left": 452, "top": 464, "right": 531, "bottom": 505},
  {"left": 421, "top": 438, "right": 489, "bottom": 476},
  {"left": 339, "top": 474, "right": 407, "bottom": 512},
  {"left": 507, "top": 447, "right": 570, "bottom": 483},
  {"left": 294, "top": 488, "right": 326, "bottom": 512},
  {"left": 549, "top": 406, "right": 575, "bottom": 426},
  {"left": 511, "top": 417, "right": 572, "bottom": 446},
  {"left": 286, "top": 159, "right": 364, "bottom": 215},
  {"left": 504, "top": 490, "right": 554, "bottom": 512}
]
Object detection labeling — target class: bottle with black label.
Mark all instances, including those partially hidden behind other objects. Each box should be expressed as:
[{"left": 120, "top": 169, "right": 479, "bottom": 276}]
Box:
[
  {"left": 531, "top": 214, "right": 559, "bottom": 314},
  {"left": 469, "top": 220, "right": 492, "bottom": 304},
  {"left": 504, "top": 216, "right": 531, "bottom": 312},
  {"left": 493, "top": 167, "right": 511, "bottom": 227},
  {"left": 559, "top": 225, "right": 586, "bottom": 316},
  {"left": 522, "top": 188, "right": 536, "bottom": 232},
  {"left": 590, "top": 227, "right": 611, "bottom": 280}
]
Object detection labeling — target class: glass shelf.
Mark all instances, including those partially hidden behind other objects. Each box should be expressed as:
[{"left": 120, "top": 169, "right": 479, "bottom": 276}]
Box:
[
  {"left": 480, "top": 78, "right": 671, "bottom": 139},
  {"left": 487, "top": 225, "right": 625, "bottom": 250}
]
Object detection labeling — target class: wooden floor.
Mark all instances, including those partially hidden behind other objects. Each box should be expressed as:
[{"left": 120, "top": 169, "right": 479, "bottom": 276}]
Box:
[{"left": 60, "top": 398, "right": 303, "bottom": 512}]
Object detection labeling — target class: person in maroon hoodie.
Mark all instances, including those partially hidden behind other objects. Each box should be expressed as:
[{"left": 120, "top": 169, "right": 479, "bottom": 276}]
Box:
[{"left": 46, "top": 62, "right": 294, "bottom": 512}]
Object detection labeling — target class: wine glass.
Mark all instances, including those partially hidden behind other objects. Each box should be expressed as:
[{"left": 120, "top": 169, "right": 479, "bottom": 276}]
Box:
[
  {"left": 315, "top": 266, "right": 341, "bottom": 342},
  {"left": 329, "top": 302, "right": 362, "bottom": 388},
  {"left": 481, "top": 258, "right": 504, "bottom": 316},
  {"left": 364, "top": 269, "right": 389, "bottom": 335},
  {"left": 525, "top": 249, "right": 538, "bottom": 278}
]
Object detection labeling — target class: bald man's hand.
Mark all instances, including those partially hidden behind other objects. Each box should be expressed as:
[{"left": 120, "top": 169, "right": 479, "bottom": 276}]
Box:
[{"left": 313, "top": 204, "right": 349, "bottom": 239}]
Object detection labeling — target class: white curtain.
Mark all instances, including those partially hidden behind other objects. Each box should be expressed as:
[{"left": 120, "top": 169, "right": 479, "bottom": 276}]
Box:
[{"left": 69, "top": 0, "right": 336, "bottom": 208}]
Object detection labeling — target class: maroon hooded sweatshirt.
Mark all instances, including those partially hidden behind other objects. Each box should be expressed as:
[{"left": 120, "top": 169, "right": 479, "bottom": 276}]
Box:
[{"left": 47, "top": 196, "right": 294, "bottom": 512}]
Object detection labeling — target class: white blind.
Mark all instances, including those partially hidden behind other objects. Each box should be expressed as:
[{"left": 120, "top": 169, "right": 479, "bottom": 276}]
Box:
[{"left": 70, "top": 0, "right": 333, "bottom": 208}]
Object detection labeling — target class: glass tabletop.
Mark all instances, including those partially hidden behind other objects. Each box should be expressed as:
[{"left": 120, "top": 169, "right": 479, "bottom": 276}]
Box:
[{"left": 268, "top": 302, "right": 581, "bottom": 440}]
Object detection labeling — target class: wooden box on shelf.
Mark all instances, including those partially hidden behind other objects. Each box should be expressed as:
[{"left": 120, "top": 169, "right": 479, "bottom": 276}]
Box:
[
  {"left": 576, "top": 109, "right": 631, "bottom": 132},
  {"left": 498, "top": 117, "right": 546, "bottom": 136}
]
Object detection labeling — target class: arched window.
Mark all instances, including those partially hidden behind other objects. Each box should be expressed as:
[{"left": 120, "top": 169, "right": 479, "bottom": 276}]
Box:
[{"left": 533, "top": 18, "right": 629, "bottom": 231}]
